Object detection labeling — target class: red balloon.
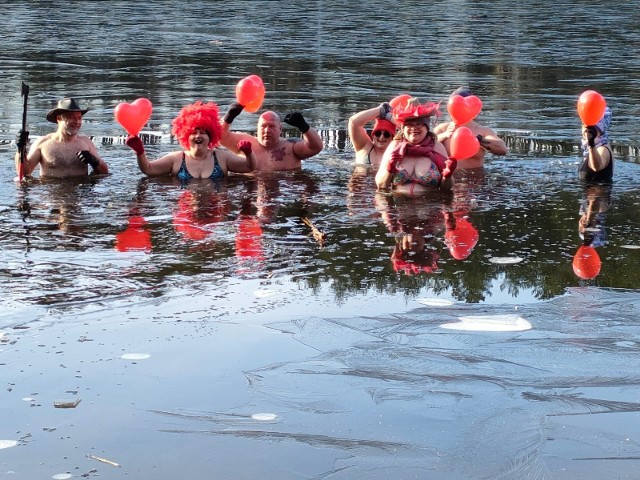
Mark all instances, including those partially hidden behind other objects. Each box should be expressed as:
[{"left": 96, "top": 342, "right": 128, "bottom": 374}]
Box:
[
  {"left": 447, "top": 94, "right": 483, "bottom": 125},
  {"left": 449, "top": 126, "right": 480, "bottom": 161},
  {"left": 236, "top": 75, "right": 265, "bottom": 113},
  {"left": 572, "top": 245, "right": 602, "bottom": 279},
  {"left": 114, "top": 98, "right": 153, "bottom": 136},
  {"left": 577, "top": 90, "right": 606, "bottom": 126},
  {"left": 389, "top": 94, "right": 412, "bottom": 111}
]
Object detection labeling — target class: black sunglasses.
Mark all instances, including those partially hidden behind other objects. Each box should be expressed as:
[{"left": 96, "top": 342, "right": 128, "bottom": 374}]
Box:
[{"left": 373, "top": 130, "right": 392, "bottom": 139}]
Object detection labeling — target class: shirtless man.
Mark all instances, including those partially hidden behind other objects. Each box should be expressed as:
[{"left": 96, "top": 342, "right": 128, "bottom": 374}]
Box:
[
  {"left": 433, "top": 87, "right": 508, "bottom": 169},
  {"left": 220, "top": 103, "right": 323, "bottom": 172},
  {"left": 15, "top": 97, "right": 108, "bottom": 178}
]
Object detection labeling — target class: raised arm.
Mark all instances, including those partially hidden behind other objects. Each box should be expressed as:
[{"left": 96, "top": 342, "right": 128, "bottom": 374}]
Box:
[
  {"left": 14, "top": 133, "right": 43, "bottom": 177},
  {"left": 125, "top": 135, "right": 179, "bottom": 176},
  {"left": 348, "top": 107, "right": 379, "bottom": 152},
  {"left": 583, "top": 125, "right": 611, "bottom": 172},
  {"left": 222, "top": 140, "right": 256, "bottom": 173},
  {"left": 476, "top": 126, "right": 508, "bottom": 156},
  {"left": 283, "top": 112, "right": 324, "bottom": 160}
]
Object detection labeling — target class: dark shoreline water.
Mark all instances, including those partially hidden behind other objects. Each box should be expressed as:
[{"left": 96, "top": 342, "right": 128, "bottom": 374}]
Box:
[{"left": 2, "top": 1, "right": 640, "bottom": 478}]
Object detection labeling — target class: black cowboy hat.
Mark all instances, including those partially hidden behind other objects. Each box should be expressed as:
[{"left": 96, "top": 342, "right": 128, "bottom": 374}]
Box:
[{"left": 46, "top": 98, "right": 90, "bottom": 123}]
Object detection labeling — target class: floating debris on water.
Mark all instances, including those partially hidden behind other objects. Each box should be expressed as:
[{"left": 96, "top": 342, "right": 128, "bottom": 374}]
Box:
[
  {"left": 440, "top": 314, "right": 532, "bottom": 332},
  {"left": 620, "top": 244, "right": 640, "bottom": 250},
  {"left": 86, "top": 454, "right": 121, "bottom": 467},
  {"left": 121, "top": 353, "right": 151, "bottom": 360},
  {"left": 53, "top": 399, "right": 81, "bottom": 409},
  {"left": 488, "top": 256, "right": 524, "bottom": 265},
  {"left": 52, "top": 474, "right": 73, "bottom": 480}
]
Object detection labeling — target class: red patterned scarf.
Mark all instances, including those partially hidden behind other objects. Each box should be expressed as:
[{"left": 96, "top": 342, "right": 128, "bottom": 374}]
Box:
[{"left": 388, "top": 135, "right": 447, "bottom": 173}]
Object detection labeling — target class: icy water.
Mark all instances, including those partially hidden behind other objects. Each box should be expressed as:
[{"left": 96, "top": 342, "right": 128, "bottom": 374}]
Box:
[{"left": 1, "top": 1, "right": 640, "bottom": 479}]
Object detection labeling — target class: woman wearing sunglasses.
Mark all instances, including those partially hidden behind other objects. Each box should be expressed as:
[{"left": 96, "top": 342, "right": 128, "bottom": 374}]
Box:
[{"left": 348, "top": 102, "right": 397, "bottom": 168}]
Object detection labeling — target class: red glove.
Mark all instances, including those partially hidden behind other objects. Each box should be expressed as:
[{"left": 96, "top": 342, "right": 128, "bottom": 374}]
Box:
[
  {"left": 237, "top": 140, "right": 252, "bottom": 156},
  {"left": 386, "top": 149, "right": 402, "bottom": 173},
  {"left": 125, "top": 135, "right": 145, "bottom": 156},
  {"left": 442, "top": 158, "right": 457, "bottom": 179}
]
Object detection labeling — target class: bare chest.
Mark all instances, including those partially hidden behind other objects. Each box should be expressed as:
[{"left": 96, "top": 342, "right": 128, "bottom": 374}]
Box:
[{"left": 40, "top": 139, "right": 88, "bottom": 175}]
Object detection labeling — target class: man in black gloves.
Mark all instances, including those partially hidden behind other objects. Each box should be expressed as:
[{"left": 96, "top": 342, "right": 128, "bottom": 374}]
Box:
[
  {"left": 219, "top": 103, "right": 323, "bottom": 172},
  {"left": 14, "top": 97, "right": 108, "bottom": 178}
]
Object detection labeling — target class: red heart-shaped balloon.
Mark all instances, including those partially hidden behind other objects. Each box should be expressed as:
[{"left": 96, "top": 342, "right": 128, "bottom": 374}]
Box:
[
  {"left": 447, "top": 95, "right": 482, "bottom": 125},
  {"left": 114, "top": 98, "right": 153, "bottom": 136},
  {"left": 577, "top": 90, "right": 606, "bottom": 126},
  {"left": 449, "top": 126, "right": 480, "bottom": 161},
  {"left": 236, "top": 75, "right": 265, "bottom": 113}
]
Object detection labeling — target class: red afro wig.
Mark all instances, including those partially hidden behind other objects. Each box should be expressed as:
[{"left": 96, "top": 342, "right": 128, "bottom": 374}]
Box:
[{"left": 172, "top": 101, "right": 223, "bottom": 149}]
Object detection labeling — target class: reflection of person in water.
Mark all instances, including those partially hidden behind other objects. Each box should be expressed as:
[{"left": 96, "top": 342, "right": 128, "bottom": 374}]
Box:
[
  {"left": 573, "top": 183, "right": 611, "bottom": 279},
  {"left": 172, "top": 183, "right": 231, "bottom": 241},
  {"left": 376, "top": 193, "right": 444, "bottom": 275}
]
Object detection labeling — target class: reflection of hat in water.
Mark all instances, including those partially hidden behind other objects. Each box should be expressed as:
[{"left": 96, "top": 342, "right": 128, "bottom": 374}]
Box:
[
  {"left": 451, "top": 86, "right": 473, "bottom": 98},
  {"left": 391, "top": 247, "right": 439, "bottom": 275},
  {"left": 394, "top": 97, "right": 441, "bottom": 125},
  {"left": 371, "top": 118, "right": 396, "bottom": 137},
  {"left": 46, "top": 98, "right": 90, "bottom": 123},
  {"left": 115, "top": 216, "right": 152, "bottom": 253}
]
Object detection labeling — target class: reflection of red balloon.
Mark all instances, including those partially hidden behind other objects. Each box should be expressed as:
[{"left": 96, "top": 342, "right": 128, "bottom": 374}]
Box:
[
  {"left": 115, "top": 216, "right": 152, "bottom": 253},
  {"left": 235, "top": 215, "right": 264, "bottom": 260},
  {"left": 447, "top": 94, "right": 482, "bottom": 125},
  {"left": 572, "top": 245, "right": 602, "bottom": 279},
  {"left": 577, "top": 90, "right": 606, "bottom": 126},
  {"left": 114, "top": 98, "right": 153, "bottom": 136},
  {"left": 449, "top": 126, "right": 480, "bottom": 160},
  {"left": 389, "top": 94, "right": 412, "bottom": 111},
  {"left": 236, "top": 75, "right": 265, "bottom": 113},
  {"left": 445, "top": 214, "right": 479, "bottom": 260}
]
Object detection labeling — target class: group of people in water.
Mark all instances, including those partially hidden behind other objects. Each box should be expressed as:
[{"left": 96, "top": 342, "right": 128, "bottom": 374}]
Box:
[
  {"left": 12, "top": 88, "right": 615, "bottom": 278},
  {"left": 14, "top": 86, "right": 615, "bottom": 187}
]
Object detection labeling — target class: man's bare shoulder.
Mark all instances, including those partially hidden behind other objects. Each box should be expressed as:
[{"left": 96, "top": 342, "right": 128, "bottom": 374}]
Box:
[{"left": 433, "top": 122, "right": 451, "bottom": 133}]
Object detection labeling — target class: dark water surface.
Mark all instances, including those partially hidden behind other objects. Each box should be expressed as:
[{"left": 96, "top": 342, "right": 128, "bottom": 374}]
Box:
[{"left": 2, "top": 1, "right": 640, "bottom": 479}]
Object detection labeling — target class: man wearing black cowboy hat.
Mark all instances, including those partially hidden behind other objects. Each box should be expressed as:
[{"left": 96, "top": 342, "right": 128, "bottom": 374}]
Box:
[{"left": 15, "top": 97, "right": 108, "bottom": 178}]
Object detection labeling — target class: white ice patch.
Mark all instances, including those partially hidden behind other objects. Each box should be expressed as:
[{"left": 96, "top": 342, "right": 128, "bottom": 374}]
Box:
[
  {"left": 417, "top": 298, "right": 454, "bottom": 307},
  {"left": 121, "top": 353, "right": 151, "bottom": 360},
  {"left": 620, "top": 244, "right": 640, "bottom": 250},
  {"left": 251, "top": 413, "right": 277, "bottom": 421},
  {"left": 488, "top": 256, "right": 524, "bottom": 265},
  {"left": 441, "top": 314, "right": 532, "bottom": 332},
  {"left": 254, "top": 289, "right": 278, "bottom": 298},
  {"left": 0, "top": 440, "right": 18, "bottom": 450}
]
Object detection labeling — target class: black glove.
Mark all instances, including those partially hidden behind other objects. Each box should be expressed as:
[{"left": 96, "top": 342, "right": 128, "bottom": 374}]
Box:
[
  {"left": 283, "top": 112, "right": 310, "bottom": 134},
  {"left": 585, "top": 126, "right": 598, "bottom": 147},
  {"left": 77, "top": 150, "right": 100, "bottom": 169},
  {"left": 16, "top": 129, "right": 29, "bottom": 151},
  {"left": 378, "top": 102, "right": 393, "bottom": 121},
  {"left": 476, "top": 134, "right": 484, "bottom": 143},
  {"left": 223, "top": 102, "right": 244, "bottom": 124}
]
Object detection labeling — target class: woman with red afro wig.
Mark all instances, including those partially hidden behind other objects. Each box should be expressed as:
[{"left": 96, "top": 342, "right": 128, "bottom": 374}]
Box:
[{"left": 125, "top": 101, "right": 256, "bottom": 180}]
